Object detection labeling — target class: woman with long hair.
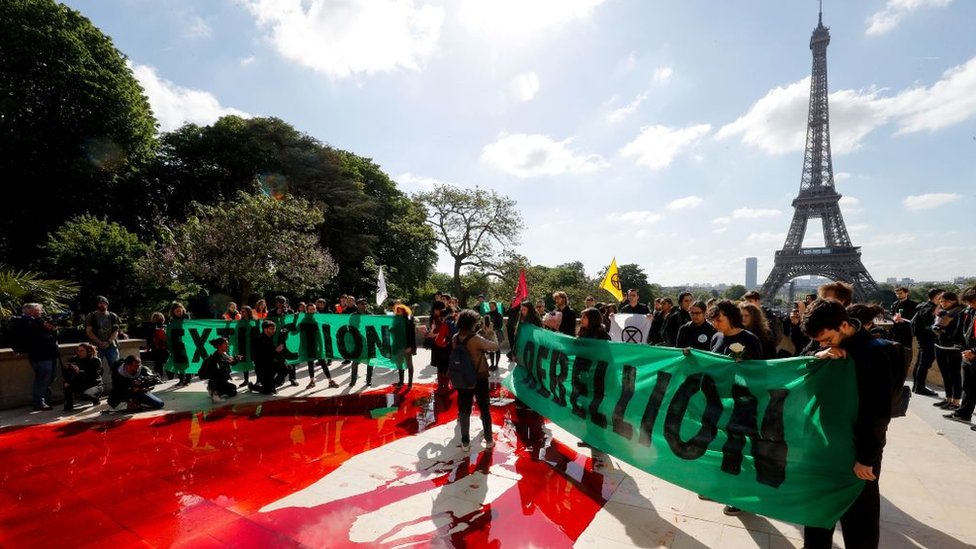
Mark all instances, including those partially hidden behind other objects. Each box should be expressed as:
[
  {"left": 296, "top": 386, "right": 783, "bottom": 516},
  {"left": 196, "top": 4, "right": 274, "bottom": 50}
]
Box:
[
  {"left": 394, "top": 303, "right": 417, "bottom": 391},
  {"left": 63, "top": 343, "right": 103, "bottom": 411},
  {"left": 577, "top": 307, "right": 610, "bottom": 340},
  {"left": 169, "top": 302, "right": 194, "bottom": 387},
  {"left": 253, "top": 299, "right": 269, "bottom": 320},
  {"left": 738, "top": 302, "right": 777, "bottom": 359}
]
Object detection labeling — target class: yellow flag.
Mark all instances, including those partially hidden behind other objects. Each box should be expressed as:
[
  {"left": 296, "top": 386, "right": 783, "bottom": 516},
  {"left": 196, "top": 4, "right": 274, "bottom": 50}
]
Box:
[{"left": 600, "top": 257, "right": 623, "bottom": 302}]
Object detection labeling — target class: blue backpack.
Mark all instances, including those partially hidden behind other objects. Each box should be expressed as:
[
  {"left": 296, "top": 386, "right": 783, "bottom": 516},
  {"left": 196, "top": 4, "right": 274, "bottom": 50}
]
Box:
[{"left": 449, "top": 334, "right": 478, "bottom": 390}]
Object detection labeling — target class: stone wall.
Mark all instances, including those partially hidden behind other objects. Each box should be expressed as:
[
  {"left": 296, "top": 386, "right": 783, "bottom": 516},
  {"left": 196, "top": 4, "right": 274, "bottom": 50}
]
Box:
[{"left": 0, "top": 340, "right": 144, "bottom": 410}]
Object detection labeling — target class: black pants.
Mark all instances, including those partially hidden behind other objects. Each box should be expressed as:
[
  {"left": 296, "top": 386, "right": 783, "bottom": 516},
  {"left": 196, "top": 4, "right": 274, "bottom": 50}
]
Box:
[
  {"left": 349, "top": 362, "right": 373, "bottom": 385},
  {"left": 208, "top": 378, "right": 237, "bottom": 398},
  {"left": 457, "top": 378, "right": 492, "bottom": 445},
  {"left": 955, "top": 361, "right": 976, "bottom": 419},
  {"left": 913, "top": 338, "right": 936, "bottom": 391},
  {"left": 804, "top": 475, "right": 880, "bottom": 549},
  {"left": 308, "top": 359, "right": 333, "bottom": 380},
  {"left": 398, "top": 354, "right": 414, "bottom": 386},
  {"left": 936, "top": 347, "right": 963, "bottom": 399}
]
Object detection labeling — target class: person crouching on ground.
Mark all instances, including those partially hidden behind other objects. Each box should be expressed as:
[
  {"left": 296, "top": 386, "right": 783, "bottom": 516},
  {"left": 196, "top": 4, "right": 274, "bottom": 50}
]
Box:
[
  {"left": 108, "top": 355, "right": 164, "bottom": 412},
  {"left": 454, "top": 309, "right": 499, "bottom": 451},
  {"left": 250, "top": 321, "right": 286, "bottom": 394},
  {"left": 200, "top": 337, "right": 242, "bottom": 403},
  {"left": 63, "top": 343, "right": 103, "bottom": 411}
]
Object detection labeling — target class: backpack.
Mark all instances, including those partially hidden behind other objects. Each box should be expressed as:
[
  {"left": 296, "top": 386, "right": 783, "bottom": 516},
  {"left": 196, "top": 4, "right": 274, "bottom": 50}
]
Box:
[
  {"left": 911, "top": 302, "right": 934, "bottom": 338},
  {"left": 448, "top": 334, "right": 479, "bottom": 390},
  {"left": 868, "top": 338, "right": 910, "bottom": 418}
]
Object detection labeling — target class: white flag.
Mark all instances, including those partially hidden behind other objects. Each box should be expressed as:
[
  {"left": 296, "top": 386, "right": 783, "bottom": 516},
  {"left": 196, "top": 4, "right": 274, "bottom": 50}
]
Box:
[
  {"left": 376, "top": 266, "right": 388, "bottom": 306},
  {"left": 609, "top": 313, "right": 653, "bottom": 344}
]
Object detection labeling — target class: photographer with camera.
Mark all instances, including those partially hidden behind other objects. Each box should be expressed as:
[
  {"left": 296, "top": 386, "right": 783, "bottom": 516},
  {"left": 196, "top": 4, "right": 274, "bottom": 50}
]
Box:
[
  {"left": 12, "top": 303, "right": 61, "bottom": 411},
  {"left": 199, "top": 337, "right": 242, "bottom": 403},
  {"left": 108, "top": 355, "right": 164, "bottom": 412},
  {"left": 63, "top": 343, "right": 103, "bottom": 411}
]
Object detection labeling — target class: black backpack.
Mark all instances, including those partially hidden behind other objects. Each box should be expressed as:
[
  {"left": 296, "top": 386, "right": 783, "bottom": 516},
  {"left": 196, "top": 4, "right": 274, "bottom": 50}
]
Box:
[
  {"left": 448, "top": 334, "right": 479, "bottom": 390},
  {"left": 868, "top": 338, "right": 910, "bottom": 418}
]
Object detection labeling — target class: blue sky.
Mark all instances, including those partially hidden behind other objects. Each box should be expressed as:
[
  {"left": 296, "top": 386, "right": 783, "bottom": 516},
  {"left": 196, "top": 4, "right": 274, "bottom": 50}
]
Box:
[{"left": 62, "top": 0, "right": 975, "bottom": 285}]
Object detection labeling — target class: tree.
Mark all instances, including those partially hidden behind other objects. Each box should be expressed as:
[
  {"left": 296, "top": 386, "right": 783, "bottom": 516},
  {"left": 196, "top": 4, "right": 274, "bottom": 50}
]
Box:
[
  {"left": 416, "top": 184, "right": 524, "bottom": 302},
  {"left": 44, "top": 215, "right": 148, "bottom": 314},
  {"left": 138, "top": 193, "right": 338, "bottom": 304},
  {"left": 0, "top": 0, "right": 157, "bottom": 265},
  {"left": 723, "top": 284, "right": 748, "bottom": 300},
  {"left": 0, "top": 266, "right": 79, "bottom": 320}
]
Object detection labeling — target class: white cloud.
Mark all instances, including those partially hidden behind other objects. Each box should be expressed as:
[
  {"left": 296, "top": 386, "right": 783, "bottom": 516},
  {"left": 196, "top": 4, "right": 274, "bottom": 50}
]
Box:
[
  {"left": 239, "top": 56, "right": 256, "bottom": 68},
  {"left": 834, "top": 172, "right": 852, "bottom": 182},
  {"left": 732, "top": 207, "right": 781, "bottom": 219},
  {"left": 481, "top": 133, "right": 608, "bottom": 178},
  {"left": 396, "top": 172, "right": 445, "bottom": 193},
  {"left": 747, "top": 232, "right": 786, "bottom": 244},
  {"left": 185, "top": 15, "right": 213, "bottom": 39},
  {"left": 717, "top": 55, "right": 976, "bottom": 154},
  {"left": 620, "top": 51, "right": 638, "bottom": 73},
  {"left": 865, "top": 233, "right": 917, "bottom": 246},
  {"left": 865, "top": 0, "right": 952, "bottom": 36},
  {"left": 458, "top": 0, "right": 605, "bottom": 37},
  {"left": 611, "top": 211, "right": 663, "bottom": 225},
  {"left": 243, "top": 0, "right": 444, "bottom": 79},
  {"left": 606, "top": 92, "right": 648, "bottom": 122},
  {"left": 620, "top": 124, "right": 711, "bottom": 170},
  {"left": 713, "top": 227, "right": 728, "bottom": 234},
  {"left": 712, "top": 216, "right": 731, "bottom": 225},
  {"left": 509, "top": 72, "right": 540, "bottom": 102},
  {"left": 667, "top": 196, "right": 703, "bottom": 210},
  {"left": 652, "top": 66, "right": 673, "bottom": 83},
  {"left": 903, "top": 192, "right": 962, "bottom": 211},
  {"left": 839, "top": 196, "right": 864, "bottom": 214},
  {"left": 129, "top": 62, "right": 250, "bottom": 132}
]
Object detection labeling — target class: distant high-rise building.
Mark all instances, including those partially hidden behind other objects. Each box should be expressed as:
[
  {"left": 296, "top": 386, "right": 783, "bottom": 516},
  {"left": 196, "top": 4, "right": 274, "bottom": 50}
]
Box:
[{"left": 745, "top": 257, "right": 758, "bottom": 289}]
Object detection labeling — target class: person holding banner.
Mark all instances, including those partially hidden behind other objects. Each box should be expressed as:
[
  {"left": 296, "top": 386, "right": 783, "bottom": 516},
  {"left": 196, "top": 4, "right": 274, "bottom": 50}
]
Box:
[
  {"left": 675, "top": 300, "right": 716, "bottom": 351},
  {"left": 453, "top": 309, "right": 499, "bottom": 451},
  {"left": 170, "top": 302, "right": 194, "bottom": 387},
  {"left": 249, "top": 321, "right": 286, "bottom": 395},
  {"left": 707, "top": 301, "right": 763, "bottom": 363},
  {"left": 800, "top": 298, "right": 896, "bottom": 549},
  {"left": 426, "top": 301, "right": 453, "bottom": 393},
  {"left": 394, "top": 303, "right": 416, "bottom": 390}
]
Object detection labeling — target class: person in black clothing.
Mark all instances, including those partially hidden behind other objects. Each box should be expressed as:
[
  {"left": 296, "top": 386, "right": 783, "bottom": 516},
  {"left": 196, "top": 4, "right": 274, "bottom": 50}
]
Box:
[
  {"left": 553, "top": 291, "right": 577, "bottom": 337},
  {"left": 800, "top": 298, "right": 896, "bottom": 549},
  {"left": 675, "top": 301, "right": 716, "bottom": 351},
  {"left": 619, "top": 289, "right": 651, "bottom": 314},
  {"left": 505, "top": 300, "right": 520, "bottom": 361},
  {"left": 944, "top": 288, "right": 976, "bottom": 425},
  {"left": 932, "top": 292, "right": 965, "bottom": 410},
  {"left": 307, "top": 298, "right": 337, "bottom": 389},
  {"left": 349, "top": 298, "right": 375, "bottom": 387},
  {"left": 648, "top": 299, "right": 665, "bottom": 345},
  {"left": 577, "top": 307, "right": 611, "bottom": 340},
  {"left": 661, "top": 297, "right": 688, "bottom": 347},
  {"left": 170, "top": 302, "right": 194, "bottom": 387},
  {"left": 911, "top": 288, "right": 944, "bottom": 396},
  {"left": 739, "top": 302, "right": 777, "bottom": 359},
  {"left": 13, "top": 303, "right": 61, "bottom": 411},
  {"left": 62, "top": 343, "right": 103, "bottom": 411},
  {"left": 394, "top": 303, "right": 416, "bottom": 390},
  {"left": 250, "top": 321, "right": 286, "bottom": 394},
  {"left": 889, "top": 287, "right": 917, "bottom": 374},
  {"left": 705, "top": 299, "right": 762, "bottom": 517},
  {"left": 108, "top": 355, "right": 164, "bottom": 411},
  {"left": 485, "top": 301, "right": 504, "bottom": 369},
  {"left": 200, "top": 337, "right": 242, "bottom": 403}
]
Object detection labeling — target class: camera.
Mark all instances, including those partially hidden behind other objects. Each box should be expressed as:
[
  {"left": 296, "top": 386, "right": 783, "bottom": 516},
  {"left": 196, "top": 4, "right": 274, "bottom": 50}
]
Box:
[
  {"left": 131, "top": 373, "right": 160, "bottom": 392},
  {"left": 42, "top": 311, "right": 72, "bottom": 326}
]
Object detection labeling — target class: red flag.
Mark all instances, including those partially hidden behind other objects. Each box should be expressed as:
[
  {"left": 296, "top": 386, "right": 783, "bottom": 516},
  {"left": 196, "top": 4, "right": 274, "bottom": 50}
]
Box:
[{"left": 511, "top": 269, "right": 529, "bottom": 308}]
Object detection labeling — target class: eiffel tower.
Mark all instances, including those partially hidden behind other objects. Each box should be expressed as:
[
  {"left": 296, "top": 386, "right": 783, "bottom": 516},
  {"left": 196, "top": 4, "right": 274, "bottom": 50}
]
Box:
[{"left": 759, "top": 8, "right": 879, "bottom": 303}]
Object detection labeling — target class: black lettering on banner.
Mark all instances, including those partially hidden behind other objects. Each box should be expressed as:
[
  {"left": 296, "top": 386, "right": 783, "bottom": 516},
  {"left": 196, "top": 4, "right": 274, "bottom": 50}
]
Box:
[
  {"left": 235, "top": 325, "right": 250, "bottom": 361},
  {"left": 570, "top": 356, "right": 592, "bottom": 419},
  {"left": 365, "top": 325, "right": 392, "bottom": 359},
  {"left": 169, "top": 327, "right": 188, "bottom": 364},
  {"left": 638, "top": 372, "right": 672, "bottom": 446},
  {"left": 520, "top": 341, "right": 538, "bottom": 388},
  {"left": 336, "top": 326, "right": 364, "bottom": 359},
  {"left": 612, "top": 365, "right": 637, "bottom": 440},
  {"left": 321, "top": 324, "right": 334, "bottom": 358},
  {"left": 189, "top": 328, "right": 213, "bottom": 362},
  {"left": 588, "top": 360, "right": 609, "bottom": 429},
  {"left": 535, "top": 346, "right": 552, "bottom": 399},
  {"left": 664, "top": 373, "right": 722, "bottom": 460},
  {"left": 548, "top": 350, "right": 569, "bottom": 406},
  {"left": 216, "top": 326, "right": 235, "bottom": 340},
  {"left": 755, "top": 389, "right": 789, "bottom": 488},
  {"left": 300, "top": 320, "right": 320, "bottom": 358},
  {"left": 721, "top": 383, "right": 759, "bottom": 477},
  {"left": 280, "top": 322, "right": 299, "bottom": 360}
]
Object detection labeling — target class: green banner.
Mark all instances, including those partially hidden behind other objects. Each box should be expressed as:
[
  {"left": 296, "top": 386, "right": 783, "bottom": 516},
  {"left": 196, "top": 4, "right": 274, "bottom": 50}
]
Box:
[
  {"left": 503, "top": 325, "right": 864, "bottom": 529},
  {"left": 166, "top": 313, "right": 407, "bottom": 374}
]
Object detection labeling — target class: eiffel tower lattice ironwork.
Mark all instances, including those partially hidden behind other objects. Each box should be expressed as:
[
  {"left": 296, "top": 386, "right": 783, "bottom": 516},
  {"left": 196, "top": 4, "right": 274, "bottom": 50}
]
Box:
[{"left": 759, "top": 9, "right": 879, "bottom": 303}]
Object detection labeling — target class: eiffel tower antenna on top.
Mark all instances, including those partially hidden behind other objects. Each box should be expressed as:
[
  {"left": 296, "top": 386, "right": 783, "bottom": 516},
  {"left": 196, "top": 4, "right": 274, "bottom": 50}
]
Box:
[{"left": 759, "top": 8, "right": 879, "bottom": 304}]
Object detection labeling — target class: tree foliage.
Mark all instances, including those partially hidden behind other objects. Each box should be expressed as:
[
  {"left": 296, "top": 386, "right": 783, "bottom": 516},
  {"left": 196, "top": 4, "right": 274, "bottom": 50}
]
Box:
[
  {"left": 0, "top": 265, "right": 79, "bottom": 319},
  {"left": 44, "top": 215, "right": 147, "bottom": 313},
  {"left": 0, "top": 0, "right": 157, "bottom": 264},
  {"left": 415, "top": 184, "right": 524, "bottom": 302},
  {"left": 723, "top": 284, "right": 748, "bottom": 300},
  {"left": 138, "top": 193, "right": 338, "bottom": 303}
]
